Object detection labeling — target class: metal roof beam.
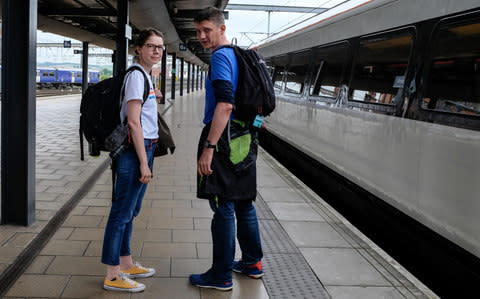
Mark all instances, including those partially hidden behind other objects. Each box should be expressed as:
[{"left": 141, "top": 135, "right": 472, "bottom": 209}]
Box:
[
  {"left": 40, "top": 7, "right": 116, "bottom": 17},
  {"left": 225, "top": 4, "right": 327, "bottom": 13}
]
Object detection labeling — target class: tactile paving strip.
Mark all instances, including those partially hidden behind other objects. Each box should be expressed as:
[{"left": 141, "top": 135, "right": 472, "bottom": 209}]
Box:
[
  {"left": 258, "top": 219, "right": 298, "bottom": 254},
  {"left": 262, "top": 253, "right": 330, "bottom": 299},
  {"left": 256, "top": 196, "right": 331, "bottom": 299},
  {"left": 254, "top": 193, "right": 275, "bottom": 220}
]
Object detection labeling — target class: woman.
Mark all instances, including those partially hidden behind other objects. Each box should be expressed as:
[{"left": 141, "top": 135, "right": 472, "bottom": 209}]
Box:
[{"left": 102, "top": 28, "right": 164, "bottom": 293}]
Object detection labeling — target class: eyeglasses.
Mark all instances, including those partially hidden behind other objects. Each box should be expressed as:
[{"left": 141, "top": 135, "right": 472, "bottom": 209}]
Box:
[{"left": 144, "top": 43, "right": 165, "bottom": 51}]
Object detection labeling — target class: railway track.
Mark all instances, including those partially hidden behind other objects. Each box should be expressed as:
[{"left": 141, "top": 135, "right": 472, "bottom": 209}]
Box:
[{"left": 0, "top": 89, "right": 82, "bottom": 99}]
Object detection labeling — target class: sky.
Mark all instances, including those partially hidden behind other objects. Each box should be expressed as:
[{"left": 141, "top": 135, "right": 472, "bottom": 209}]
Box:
[
  {"left": 225, "top": 0, "right": 348, "bottom": 47},
  {"left": 36, "top": 0, "right": 350, "bottom": 64}
]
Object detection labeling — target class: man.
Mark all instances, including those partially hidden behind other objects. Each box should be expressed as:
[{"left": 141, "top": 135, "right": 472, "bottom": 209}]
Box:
[{"left": 190, "top": 7, "right": 264, "bottom": 291}]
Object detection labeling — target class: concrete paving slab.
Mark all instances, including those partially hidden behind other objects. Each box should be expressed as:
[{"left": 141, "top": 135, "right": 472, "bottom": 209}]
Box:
[
  {"left": 0, "top": 247, "right": 24, "bottom": 263},
  {"left": 63, "top": 215, "right": 103, "bottom": 228},
  {"left": 83, "top": 240, "right": 142, "bottom": 257},
  {"left": 172, "top": 229, "right": 211, "bottom": 243},
  {"left": 46, "top": 256, "right": 105, "bottom": 275},
  {"left": 40, "top": 239, "right": 89, "bottom": 256},
  {"left": 326, "top": 286, "right": 405, "bottom": 299},
  {"left": 258, "top": 187, "right": 306, "bottom": 203},
  {"left": 300, "top": 247, "right": 390, "bottom": 286},
  {"left": 171, "top": 258, "right": 211, "bottom": 277},
  {"left": 51, "top": 228, "right": 74, "bottom": 240},
  {"left": 132, "top": 277, "right": 200, "bottom": 299},
  {"left": 6, "top": 274, "right": 70, "bottom": 297},
  {"left": 193, "top": 218, "right": 211, "bottom": 230},
  {"left": 84, "top": 206, "right": 110, "bottom": 216},
  {"left": 24, "top": 256, "right": 55, "bottom": 275},
  {"left": 196, "top": 243, "right": 213, "bottom": 259},
  {"left": 141, "top": 242, "right": 197, "bottom": 258},
  {"left": 150, "top": 199, "right": 192, "bottom": 208},
  {"left": 130, "top": 229, "right": 171, "bottom": 243},
  {"left": 281, "top": 221, "right": 352, "bottom": 248},
  {"left": 133, "top": 257, "right": 171, "bottom": 277},
  {"left": 172, "top": 207, "right": 213, "bottom": 218},
  {"left": 61, "top": 275, "right": 131, "bottom": 299},
  {"left": 147, "top": 217, "right": 193, "bottom": 230},
  {"left": 68, "top": 228, "right": 105, "bottom": 241},
  {"left": 267, "top": 202, "right": 326, "bottom": 221},
  {"left": 3, "top": 233, "right": 37, "bottom": 248}
]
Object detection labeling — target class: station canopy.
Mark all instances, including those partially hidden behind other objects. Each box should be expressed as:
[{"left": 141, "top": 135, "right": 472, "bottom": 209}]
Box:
[
  {"left": 1, "top": 0, "right": 348, "bottom": 66},
  {"left": 30, "top": 0, "right": 230, "bottom": 67}
]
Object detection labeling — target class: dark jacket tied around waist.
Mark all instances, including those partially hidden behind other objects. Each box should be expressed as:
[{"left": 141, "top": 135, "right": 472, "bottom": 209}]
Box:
[{"left": 197, "top": 120, "right": 258, "bottom": 201}]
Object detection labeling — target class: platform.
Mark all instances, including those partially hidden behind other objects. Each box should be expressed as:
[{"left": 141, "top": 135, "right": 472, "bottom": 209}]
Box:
[{"left": 1, "top": 92, "right": 437, "bottom": 298}]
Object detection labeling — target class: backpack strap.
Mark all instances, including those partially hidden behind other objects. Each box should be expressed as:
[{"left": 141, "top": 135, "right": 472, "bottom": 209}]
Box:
[{"left": 124, "top": 65, "right": 150, "bottom": 105}]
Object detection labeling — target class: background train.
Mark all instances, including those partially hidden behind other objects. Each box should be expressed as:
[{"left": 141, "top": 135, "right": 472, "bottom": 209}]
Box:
[
  {"left": 0, "top": 66, "right": 100, "bottom": 90},
  {"left": 36, "top": 67, "right": 100, "bottom": 89},
  {"left": 255, "top": 0, "right": 479, "bottom": 297}
]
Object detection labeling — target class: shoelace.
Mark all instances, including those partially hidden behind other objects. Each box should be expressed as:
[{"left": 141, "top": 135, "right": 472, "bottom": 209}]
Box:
[
  {"left": 118, "top": 273, "right": 136, "bottom": 286},
  {"left": 134, "top": 261, "right": 144, "bottom": 268}
]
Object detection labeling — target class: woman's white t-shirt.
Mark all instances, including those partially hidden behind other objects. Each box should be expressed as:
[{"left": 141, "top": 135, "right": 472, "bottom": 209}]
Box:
[{"left": 120, "top": 63, "right": 158, "bottom": 139}]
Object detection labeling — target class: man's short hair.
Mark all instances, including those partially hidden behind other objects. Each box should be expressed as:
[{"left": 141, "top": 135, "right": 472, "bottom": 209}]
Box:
[{"left": 194, "top": 6, "right": 225, "bottom": 26}]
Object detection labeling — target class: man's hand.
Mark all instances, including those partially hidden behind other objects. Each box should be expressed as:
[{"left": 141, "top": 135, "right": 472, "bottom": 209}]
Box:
[
  {"left": 198, "top": 148, "right": 214, "bottom": 176},
  {"left": 155, "top": 88, "right": 163, "bottom": 104}
]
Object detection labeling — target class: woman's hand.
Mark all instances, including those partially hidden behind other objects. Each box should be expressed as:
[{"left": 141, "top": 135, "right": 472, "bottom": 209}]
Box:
[
  {"left": 155, "top": 88, "right": 163, "bottom": 104},
  {"left": 139, "top": 162, "right": 152, "bottom": 184}
]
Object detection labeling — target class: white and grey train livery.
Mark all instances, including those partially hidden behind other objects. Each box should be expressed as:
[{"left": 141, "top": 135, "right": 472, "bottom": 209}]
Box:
[{"left": 255, "top": 0, "right": 480, "bottom": 297}]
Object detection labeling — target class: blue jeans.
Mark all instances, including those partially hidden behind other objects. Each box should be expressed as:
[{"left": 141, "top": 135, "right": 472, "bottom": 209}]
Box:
[
  {"left": 101, "top": 140, "right": 156, "bottom": 266},
  {"left": 207, "top": 197, "right": 263, "bottom": 282}
]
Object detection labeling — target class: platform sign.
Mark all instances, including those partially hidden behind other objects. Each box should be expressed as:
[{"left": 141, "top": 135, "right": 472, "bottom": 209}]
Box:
[
  {"left": 179, "top": 43, "right": 187, "bottom": 51},
  {"left": 393, "top": 75, "right": 405, "bottom": 88},
  {"left": 63, "top": 40, "right": 71, "bottom": 48},
  {"left": 125, "top": 24, "right": 132, "bottom": 40}
]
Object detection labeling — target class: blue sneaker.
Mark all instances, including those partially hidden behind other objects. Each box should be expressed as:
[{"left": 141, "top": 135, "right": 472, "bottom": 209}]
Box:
[
  {"left": 189, "top": 272, "right": 233, "bottom": 291},
  {"left": 232, "top": 260, "right": 264, "bottom": 278}
]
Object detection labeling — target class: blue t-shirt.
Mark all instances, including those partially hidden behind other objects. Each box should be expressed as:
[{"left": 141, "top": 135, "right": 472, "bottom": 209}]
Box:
[{"left": 203, "top": 47, "right": 238, "bottom": 124}]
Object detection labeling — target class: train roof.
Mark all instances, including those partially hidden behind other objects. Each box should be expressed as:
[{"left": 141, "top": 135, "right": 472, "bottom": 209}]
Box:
[{"left": 255, "top": 0, "right": 480, "bottom": 59}]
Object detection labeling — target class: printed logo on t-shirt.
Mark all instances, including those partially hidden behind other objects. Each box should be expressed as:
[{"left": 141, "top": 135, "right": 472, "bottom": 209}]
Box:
[{"left": 148, "top": 89, "right": 156, "bottom": 101}]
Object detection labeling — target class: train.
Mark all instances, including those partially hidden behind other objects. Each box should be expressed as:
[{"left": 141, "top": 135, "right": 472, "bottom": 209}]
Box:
[
  {"left": 255, "top": 0, "right": 479, "bottom": 297},
  {"left": 36, "top": 67, "right": 100, "bottom": 89},
  {"left": 0, "top": 66, "right": 100, "bottom": 90}
]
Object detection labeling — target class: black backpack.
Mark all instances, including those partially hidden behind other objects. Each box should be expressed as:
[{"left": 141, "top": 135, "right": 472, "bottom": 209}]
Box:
[
  {"left": 79, "top": 66, "right": 149, "bottom": 158},
  {"left": 211, "top": 45, "right": 276, "bottom": 122}
]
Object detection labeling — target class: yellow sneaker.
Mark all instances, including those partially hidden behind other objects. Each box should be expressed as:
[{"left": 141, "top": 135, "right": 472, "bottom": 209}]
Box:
[
  {"left": 103, "top": 273, "right": 145, "bottom": 292},
  {"left": 122, "top": 261, "right": 156, "bottom": 278}
]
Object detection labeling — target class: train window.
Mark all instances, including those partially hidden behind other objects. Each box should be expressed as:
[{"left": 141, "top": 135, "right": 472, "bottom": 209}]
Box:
[
  {"left": 49, "top": 71, "right": 55, "bottom": 77},
  {"left": 350, "top": 31, "right": 413, "bottom": 111},
  {"left": 285, "top": 65, "right": 306, "bottom": 94},
  {"left": 422, "top": 21, "right": 480, "bottom": 115},
  {"left": 273, "top": 66, "right": 285, "bottom": 90},
  {"left": 284, "top": 51, "right": 311, "bottom": 95},
  {"left": 42, "top": 72, "right": 48, "bottom": 77},
  {"left": 310, "top": 44, "right": 348, "bottom": 99},
  {"left": 266, "top": 66, "right": 274, "bottom": 79}
]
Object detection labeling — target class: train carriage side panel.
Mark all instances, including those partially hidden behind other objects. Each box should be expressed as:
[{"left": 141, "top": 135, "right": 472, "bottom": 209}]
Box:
[{"left": 267, "top": 95, "right": 480, "bottom": 259}]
